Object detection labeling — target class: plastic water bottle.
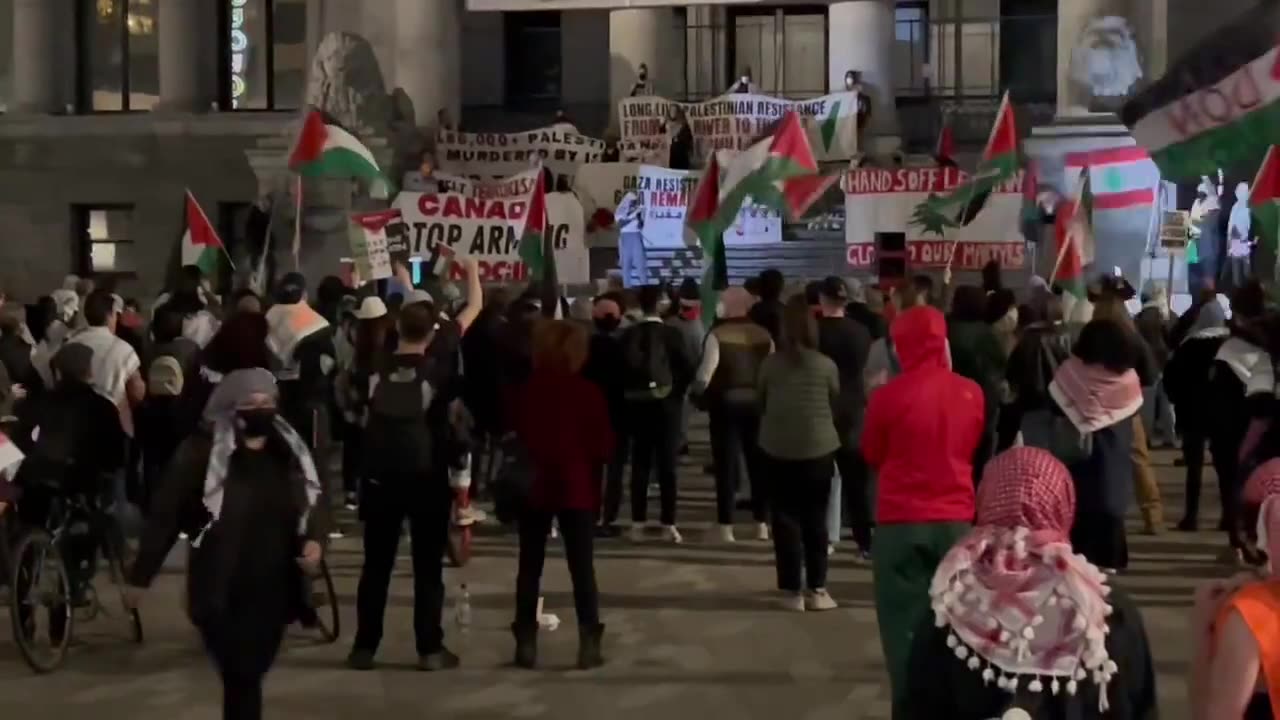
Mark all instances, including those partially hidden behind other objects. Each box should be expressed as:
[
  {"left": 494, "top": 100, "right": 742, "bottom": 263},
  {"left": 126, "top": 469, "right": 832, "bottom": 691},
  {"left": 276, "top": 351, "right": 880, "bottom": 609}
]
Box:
[{"left": 454, "top": 584, "right": 472, "bottom": 631}]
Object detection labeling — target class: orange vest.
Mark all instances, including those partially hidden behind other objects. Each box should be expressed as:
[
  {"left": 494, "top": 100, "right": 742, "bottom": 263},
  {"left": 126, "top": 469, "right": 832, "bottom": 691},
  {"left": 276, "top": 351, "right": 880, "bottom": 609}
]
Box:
[{"left": 1218, "top": 581, "right": 1280, "bottom": 719}]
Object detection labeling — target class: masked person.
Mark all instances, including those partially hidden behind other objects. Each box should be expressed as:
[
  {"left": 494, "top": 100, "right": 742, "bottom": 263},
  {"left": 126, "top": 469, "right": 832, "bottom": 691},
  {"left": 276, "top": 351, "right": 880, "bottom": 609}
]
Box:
[
  {"left": 127, "top": 368, "right": 325, "bottom": 720},
  {"left": 584, "top": 294, "right": 629, "bottom": 536}
]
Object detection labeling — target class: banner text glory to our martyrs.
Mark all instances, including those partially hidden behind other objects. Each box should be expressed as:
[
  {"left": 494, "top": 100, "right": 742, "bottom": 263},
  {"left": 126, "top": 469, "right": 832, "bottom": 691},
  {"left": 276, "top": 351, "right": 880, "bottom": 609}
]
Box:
[
  {"left": 844, "top": 166, "right": 1028, "bottom": 271},
  {"left": 392, "top": 168, "right": 588, "bottom": 284},
  {"left": 436, "top": 124, "right": 605, "bottom": 187},
  {"left": 617, "top": 92, "right": 860, "bottom": 162}
]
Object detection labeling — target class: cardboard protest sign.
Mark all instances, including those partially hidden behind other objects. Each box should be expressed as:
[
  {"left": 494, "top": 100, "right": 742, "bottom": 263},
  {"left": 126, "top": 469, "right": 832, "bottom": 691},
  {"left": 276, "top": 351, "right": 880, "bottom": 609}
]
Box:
[
  {"left": 392, "top": 167, "right": 589, "bottom": 284},
  {"left": 348, "top": 209, "right": 398, "bottom": 281},
  {"left": 574, "top": 162, "right": 782, "bottom": 250},
  {"left": 617, "top": 92, "right": 861, "bottom": 163},
  {"left": 845, "top": 166, "right": 1028, "bottom": 271},
  {"left": 436, "top": 125, "right": 606, "bottom": 188}
]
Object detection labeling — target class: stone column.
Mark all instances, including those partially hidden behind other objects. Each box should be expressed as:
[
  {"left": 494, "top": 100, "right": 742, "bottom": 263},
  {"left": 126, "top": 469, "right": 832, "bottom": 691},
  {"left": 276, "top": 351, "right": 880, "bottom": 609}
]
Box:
[
  {"left": 827, "top": 0, "right": 898, "bottom": 152},
  {"left": 1056, "top": 0, "right": 1148, "bottom": 118},
  {"left": 394, "top": 0, "right": 461, "bottom": 131},
  {"left": 11, "top": 0, "right": 58, "bottom": 113},
  {"left": 157, "top": 0, "right": 204, "bottom": 111},
  {"left": 609, "top": 8, "right": 679, "bottom": 109}
]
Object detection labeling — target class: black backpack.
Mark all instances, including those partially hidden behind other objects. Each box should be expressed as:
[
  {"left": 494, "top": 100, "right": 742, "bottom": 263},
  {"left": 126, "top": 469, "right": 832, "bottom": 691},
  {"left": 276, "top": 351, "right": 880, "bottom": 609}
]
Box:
[
  {"left": 621, "top": 323, "right": 674, "bottom": 401},
  {"left": 363, "top": 363, "right": 433, "bottom": 476}
]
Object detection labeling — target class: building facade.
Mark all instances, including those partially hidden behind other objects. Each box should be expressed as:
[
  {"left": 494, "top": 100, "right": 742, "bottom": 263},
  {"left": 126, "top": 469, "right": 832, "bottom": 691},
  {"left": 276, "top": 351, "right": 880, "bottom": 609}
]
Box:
[{"left": 0, "top": 0, "right": 1258, "bottom": 298}]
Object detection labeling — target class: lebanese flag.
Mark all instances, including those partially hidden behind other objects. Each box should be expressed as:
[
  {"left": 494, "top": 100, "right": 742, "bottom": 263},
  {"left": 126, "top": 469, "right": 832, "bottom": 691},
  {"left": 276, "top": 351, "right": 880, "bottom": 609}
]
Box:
[
  {"left": 1250, "top": 144, "right": 1280, "bottom": 254},
  {"left": 181, "top": 190, "right": 227, "bottom": 277},
  {"left": 289, "top": 110, "right": 387, "bottom": 190},
  {"left": 1063, "top": 146, "right": 1159, "bottom": 211}
]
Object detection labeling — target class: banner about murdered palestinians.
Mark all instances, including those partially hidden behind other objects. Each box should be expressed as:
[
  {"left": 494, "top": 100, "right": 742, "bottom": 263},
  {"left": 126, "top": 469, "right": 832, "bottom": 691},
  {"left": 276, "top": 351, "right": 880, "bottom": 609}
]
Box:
[
  {"left": 573, "top": 162, "right": 783, "bottom": 249},
  {"left": 617, "top": 92, "right": 861, "bottom": 163},
  {"left": 348, "top": 210, "right": 398, "bottom": 281},
  {"left": 435, "top": 124, "right": 606, "bottom": 188},
  {"left": 392, "top": 168, "right": 589, "bottom": 284},
  {"left": 845, "top": 166, "right": 1028, "bottom": 271}
]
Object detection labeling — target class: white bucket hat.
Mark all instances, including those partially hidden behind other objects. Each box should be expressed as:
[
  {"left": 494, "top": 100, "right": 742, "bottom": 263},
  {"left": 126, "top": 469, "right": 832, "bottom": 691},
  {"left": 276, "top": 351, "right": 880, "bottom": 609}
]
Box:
[{"left": 353, "top": 295, "right": 388, "bottom": 320}]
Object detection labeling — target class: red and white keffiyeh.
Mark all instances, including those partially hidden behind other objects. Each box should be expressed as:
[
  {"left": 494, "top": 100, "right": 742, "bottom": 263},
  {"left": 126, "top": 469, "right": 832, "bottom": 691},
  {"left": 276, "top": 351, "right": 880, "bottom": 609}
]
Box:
[
  {"left": 929, "top": 447, "right": 1117, "bottom": 710},
  {"left": 1245, "top": 459, "right": 1280, "bottom": 574}
]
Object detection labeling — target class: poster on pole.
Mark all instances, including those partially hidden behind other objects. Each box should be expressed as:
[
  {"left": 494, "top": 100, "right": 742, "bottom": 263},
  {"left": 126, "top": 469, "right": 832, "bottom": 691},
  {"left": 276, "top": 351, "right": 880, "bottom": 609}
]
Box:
[
  {"left": 435, "top": 125, "right": 606, "bottom": 188},
  {"left": 392, "top": 167, "right": 589, "bottom": 284},
  {"left": 617, "top": 92, "right": 861, "bottom": 163},
  {"left": 844, "top": 167, "right": 1028, "bottom": 271},
  {"left": 574, "top": 162, "right": 783, "bottom": 250}
]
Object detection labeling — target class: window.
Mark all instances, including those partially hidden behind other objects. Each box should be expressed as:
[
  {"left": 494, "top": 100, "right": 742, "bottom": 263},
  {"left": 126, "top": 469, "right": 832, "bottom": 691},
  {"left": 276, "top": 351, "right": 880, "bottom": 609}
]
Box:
[
  {"left": 223, "top": 0, "right": 308, "bottom": 110},
  {"left": 0, "top": 0, "right": 12, "bottom": 112},
  {"left": 728, "top": 7, "right": 826, "bottom": 98},
  {"left": 78, "top": 0, "right": 160, "bottom": 112},
  {"left": 894, "top": 2, "right": 928, "bottom": 95},
  {"left": 76, "top": 206, "right": 136, "bottom": 276},
  {"left": 505, "top": 12, "right": 561, "bottom": 107}
]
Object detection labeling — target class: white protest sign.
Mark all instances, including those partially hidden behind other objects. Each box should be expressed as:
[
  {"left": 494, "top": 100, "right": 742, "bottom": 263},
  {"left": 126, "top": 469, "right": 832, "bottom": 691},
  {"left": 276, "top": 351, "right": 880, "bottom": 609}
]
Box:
[
  {"left": 392, "top": 168, "right": 589, "bottom": 285},
  {"left": 573, "top": 162, "right": 782, "bottom": 250},
  {"left": 348, "top": 210, "right": 397, "bottom": 281},
  {"left": 845, "top": 167, "right": 1028, "bottom": 271},
  {"left": 436, "top": 125, "right": 606, "bottom": 187},
  {"left": 618, "top": 92, "right": 861, "bottom": 163}
]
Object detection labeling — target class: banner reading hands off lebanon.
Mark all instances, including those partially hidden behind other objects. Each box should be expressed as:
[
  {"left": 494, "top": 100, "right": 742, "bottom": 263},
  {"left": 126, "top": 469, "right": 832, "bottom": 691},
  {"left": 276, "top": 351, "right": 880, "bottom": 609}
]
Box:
[{"left": 618, "top": 92, "right": 862, "bottom": 163}]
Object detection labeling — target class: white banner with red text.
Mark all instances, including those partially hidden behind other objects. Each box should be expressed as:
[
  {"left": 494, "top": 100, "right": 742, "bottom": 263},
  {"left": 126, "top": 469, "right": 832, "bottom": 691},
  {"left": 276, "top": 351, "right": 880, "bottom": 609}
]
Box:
[
  {"left": 573, "top": 162, "right": 783, "bottom": 250},
  {"left": 617, "top": 92, "right": 861, "bottom": 163},
  {"left": 844, "top": 166, "right": 1028, "bottom": 272},
  {"left": 392, "top": 168, "right": 589, "bottom": 285}
]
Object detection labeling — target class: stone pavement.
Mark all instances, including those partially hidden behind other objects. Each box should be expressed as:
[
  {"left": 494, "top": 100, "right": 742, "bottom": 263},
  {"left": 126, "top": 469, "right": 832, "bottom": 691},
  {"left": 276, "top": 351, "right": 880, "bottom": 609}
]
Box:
[{"left": 0, "top": 425, "right": 1233, "bottom": 720}]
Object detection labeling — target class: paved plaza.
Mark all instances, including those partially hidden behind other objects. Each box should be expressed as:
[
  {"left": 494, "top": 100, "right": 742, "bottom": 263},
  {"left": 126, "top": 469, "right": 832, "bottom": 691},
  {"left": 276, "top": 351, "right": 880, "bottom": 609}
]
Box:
[{"left": 0, "top": 423, "right": 1231, "bottom": 719}]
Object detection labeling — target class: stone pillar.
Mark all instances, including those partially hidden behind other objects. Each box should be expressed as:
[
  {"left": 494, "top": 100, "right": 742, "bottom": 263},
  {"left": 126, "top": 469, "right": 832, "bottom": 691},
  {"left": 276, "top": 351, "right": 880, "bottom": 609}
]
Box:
[
  {"left": 827, "top": 0, "right": 898, "bottom": 152},
  {"left": 394, "top": 0, "right": 461, "bottom": 131},
  {"left": 158, "top": 0, "right": 204, "bottom": 111},
  {"left": 609, "top": 8, "right": 679, "bottom": 109},
  {"left": 1056, "top": 0, "right": 1147, "bottom": 118},
  {"left": 11, "top": 0, "right": 58, "bottom": 113}
]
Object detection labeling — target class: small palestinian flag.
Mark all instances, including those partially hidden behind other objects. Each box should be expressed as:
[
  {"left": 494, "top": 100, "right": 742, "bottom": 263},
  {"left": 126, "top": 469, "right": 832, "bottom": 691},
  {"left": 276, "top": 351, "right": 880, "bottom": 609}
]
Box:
[
  {"left": 1121, "top": 3, "right": 1280, "bottom": 180},
  {"left": 1250, "top": 145, "right": 1280, "bottom": 257},
  {"left": 912, "top": 91, "right": 1019, "bottom": 234},
  {"left": 289, "top": 110, "right": 388, "bottom": 191},
  {"left": 181, "top": 190, "right": 228, "bottom": 278},
  {"left": 934, "top": 119, "right": 957, "bottom": 168},
  {"left": 687, "top": 152, "right": 726, "bottom": 329},
  {"left": 517, "top": 171, "right": 559, "bottom": 316},
  {"left": 1052, "top": 168, "right": 1096, "bottom": 299}
]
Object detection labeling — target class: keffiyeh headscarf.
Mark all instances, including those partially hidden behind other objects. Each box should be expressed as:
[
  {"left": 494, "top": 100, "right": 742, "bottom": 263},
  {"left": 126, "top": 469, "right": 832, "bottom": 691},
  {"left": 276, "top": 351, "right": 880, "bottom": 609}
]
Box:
[
  {"left": 1245, "top": 459, "right": 1280, "bottom": 575},
  {"left": 930, "top": 447, "right": 1117, "bottom": 710},
  {"left": 192, "top": 368, "right": 321, "bottom": 548}
]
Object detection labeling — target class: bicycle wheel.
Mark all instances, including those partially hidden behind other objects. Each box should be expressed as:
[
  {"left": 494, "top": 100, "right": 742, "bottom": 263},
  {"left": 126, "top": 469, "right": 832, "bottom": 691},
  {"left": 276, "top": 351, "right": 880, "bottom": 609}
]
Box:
[
  {"left": 312, "top": 559, "right": 340, "bottom": 644},
  {"left": 446, "top": 524, "right": 472, "bottom": 569},
  {"left": 8, "top": 530, "right": 73, "bottom": 673}
]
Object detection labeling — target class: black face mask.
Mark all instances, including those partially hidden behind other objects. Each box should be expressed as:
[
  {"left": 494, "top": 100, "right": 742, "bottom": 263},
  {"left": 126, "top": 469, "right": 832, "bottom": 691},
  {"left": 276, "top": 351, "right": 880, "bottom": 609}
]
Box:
[
  {"left": 594, "top": 316, "right": 621, "bottom": 334},
  {"left": 236, "top": 408, "right": 277, "bottom": 438}
]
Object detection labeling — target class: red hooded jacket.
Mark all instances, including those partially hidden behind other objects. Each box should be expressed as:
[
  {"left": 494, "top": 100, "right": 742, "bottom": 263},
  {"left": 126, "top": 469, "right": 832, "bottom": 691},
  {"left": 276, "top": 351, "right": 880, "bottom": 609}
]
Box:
[{"left": 862, "top": 306, "right": 984, "bottom": 524}]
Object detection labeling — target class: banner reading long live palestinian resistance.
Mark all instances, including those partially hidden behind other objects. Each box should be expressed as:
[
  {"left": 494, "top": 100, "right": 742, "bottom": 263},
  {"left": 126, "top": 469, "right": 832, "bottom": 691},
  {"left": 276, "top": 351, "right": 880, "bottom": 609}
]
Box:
[
  {"left": 845, "top": 167, "right": 1027, "bottom": 271},
  {"left": 618, "top": 92, "right": 861, "bottom": 163},
  {"left": 392, "top": 167, "right": 589, "bottom": 284},
  {"left": 435, "top": 125, "right": 606, "bottom": 188},
  {"left": 573, "top": 162, "right": 783, "bottom": 250}
]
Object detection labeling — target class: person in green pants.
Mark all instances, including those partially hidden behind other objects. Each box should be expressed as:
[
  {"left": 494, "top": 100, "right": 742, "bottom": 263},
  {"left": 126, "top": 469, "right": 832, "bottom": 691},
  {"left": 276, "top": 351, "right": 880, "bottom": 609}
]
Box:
[{"left": 860, "top": 305, "right": 985, "bottom": 718}]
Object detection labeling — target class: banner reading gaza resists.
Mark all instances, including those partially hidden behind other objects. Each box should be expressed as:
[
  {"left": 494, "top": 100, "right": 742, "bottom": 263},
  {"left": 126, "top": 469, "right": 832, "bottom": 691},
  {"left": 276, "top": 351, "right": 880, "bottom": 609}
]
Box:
[
  {"left": 392, "top": 167, "right": 589, "bottom": 284},
  {"left": 844, "top": 166, "right": 1028, "bottom": 271},
  {"left": 436, "top": 124, "right": 605, "bottom": 187},
  {"left": 617, "top": 92, "right": 861, "bottom": 163}
]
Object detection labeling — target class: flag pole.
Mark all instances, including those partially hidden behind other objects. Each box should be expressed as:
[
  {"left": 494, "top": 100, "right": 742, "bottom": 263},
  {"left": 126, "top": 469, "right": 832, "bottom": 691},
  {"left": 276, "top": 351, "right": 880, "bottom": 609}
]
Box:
[
  {"left": 252, "top": 189, "right": 277, "bottom": 296},
  {"left": 292, "top": 175, "right": 303, "bottom": 271}
]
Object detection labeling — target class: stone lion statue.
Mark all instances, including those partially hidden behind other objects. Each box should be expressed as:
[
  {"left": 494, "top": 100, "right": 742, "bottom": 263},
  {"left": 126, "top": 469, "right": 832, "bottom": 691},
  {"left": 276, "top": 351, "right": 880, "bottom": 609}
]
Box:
[{"left": 1068, "top": 16, "right": 1144, "bottom": 110}]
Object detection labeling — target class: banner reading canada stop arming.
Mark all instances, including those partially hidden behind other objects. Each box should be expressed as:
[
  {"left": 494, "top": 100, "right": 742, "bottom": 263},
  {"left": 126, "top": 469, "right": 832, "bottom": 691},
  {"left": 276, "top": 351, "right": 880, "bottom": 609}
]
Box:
[
  {"left": 618, "top": 92, "right": 861, "bottom": 163},
  {"left": 844, "top": 166, "right": 1028, "bottom": 271},
  {"left": 392, "top": 167, "right": 590, "bottom": 284}
]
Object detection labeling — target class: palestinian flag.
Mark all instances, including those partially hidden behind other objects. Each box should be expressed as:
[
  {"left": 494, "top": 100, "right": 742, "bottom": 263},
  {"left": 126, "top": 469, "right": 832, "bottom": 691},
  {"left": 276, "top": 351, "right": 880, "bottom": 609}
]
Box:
[
  {"left": 1053, "top": 168, "right": 1096, "bottom": 298},
  {"left": 289, "top": 110, "right": 387, "bottom": 191},
  {"left": 934, "top": 119, "right": 957, "bottom": 168},
  {"left": 1121, "top": 3, "right": 1280, "bottom": 180},
  {"left": 181, "top": 190, "right": 227, "bottom": 278},
  {"left": 517, "top": 173, "right": 559, "bottom": 316},
  {"left": 687, "top": 152, "right": 726, "bottom": 328},
  {"left": 912, "top": 91, "right": 1020, "bottom": 234},
  {"left": 1250, "top": 144, "right": 1280, "bottom": 255}
]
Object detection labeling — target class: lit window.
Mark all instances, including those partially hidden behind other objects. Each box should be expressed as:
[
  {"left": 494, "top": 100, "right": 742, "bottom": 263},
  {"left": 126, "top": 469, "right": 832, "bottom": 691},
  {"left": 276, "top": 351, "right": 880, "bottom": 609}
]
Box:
[
  {"left": 79, "top": 0, "right": 159, "bottom": 112},
  {"left": 79, "top": 206, "right": 137, "bottom": 275},
  {"left": 225, "top": 0, "right": 307, "bottom": 110},
  {"left": 505, "top": 12, "right": 561, "bottom": 106}
]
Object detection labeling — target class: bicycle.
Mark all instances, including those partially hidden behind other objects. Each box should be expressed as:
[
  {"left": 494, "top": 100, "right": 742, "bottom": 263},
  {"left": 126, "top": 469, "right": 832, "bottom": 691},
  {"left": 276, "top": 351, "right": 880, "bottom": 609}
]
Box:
[{"left": 7, "top": 491, "right": 142, "bottom": 673}]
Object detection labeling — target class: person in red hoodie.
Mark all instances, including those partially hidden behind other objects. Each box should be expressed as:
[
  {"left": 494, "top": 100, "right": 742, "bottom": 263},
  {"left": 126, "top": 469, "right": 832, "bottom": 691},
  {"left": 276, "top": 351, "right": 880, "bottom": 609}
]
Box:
[
  {"left": 510, "top": 319, "right": 616, "bottom": 671},
  {"left": 861, "top": 304, "right": 984, "bottom": 718}
]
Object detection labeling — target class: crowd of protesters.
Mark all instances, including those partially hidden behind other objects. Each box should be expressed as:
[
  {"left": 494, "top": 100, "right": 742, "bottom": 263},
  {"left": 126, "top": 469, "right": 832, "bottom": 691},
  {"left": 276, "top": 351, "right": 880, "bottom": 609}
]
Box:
[{"left": 1, "top": 257, "right": 1279, "bottom": 719}]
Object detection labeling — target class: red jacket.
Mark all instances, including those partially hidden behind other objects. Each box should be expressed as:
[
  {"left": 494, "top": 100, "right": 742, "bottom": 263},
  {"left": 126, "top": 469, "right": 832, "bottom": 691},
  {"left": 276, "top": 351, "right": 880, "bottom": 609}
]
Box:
[
  {"left": 862, "top": 306, "right": 984, "bottom": 524},
  {"left": 512, "top": 369, "right": 616, "bottom": 512}
]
